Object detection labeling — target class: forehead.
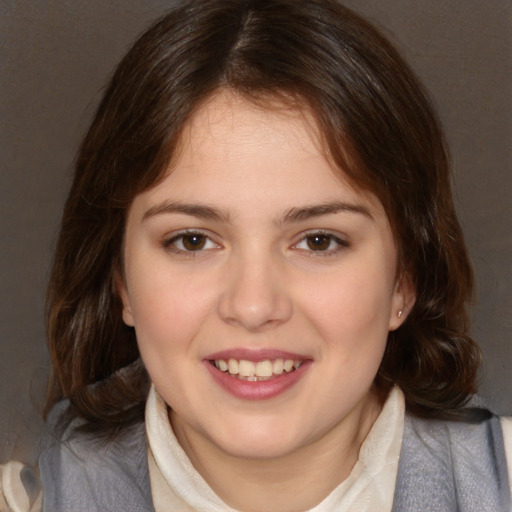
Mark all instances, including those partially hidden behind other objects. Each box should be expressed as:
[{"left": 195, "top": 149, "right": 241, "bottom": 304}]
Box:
[
  {"left": 178, "top": 91, "right": 325, "bottom": 165},
  {"left": 135, "top": 90, "right": 385, "bottom": 221}
]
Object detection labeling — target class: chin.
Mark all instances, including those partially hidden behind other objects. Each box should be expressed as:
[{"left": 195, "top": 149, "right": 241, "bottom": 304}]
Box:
[{"left": 210, "top": 421, "right": 307, "bottom": 460}]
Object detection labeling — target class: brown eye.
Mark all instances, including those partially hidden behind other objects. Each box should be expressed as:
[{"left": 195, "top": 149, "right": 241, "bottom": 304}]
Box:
[
  {"left": 164, "top": 231, "right": 219, "bottom": 254},
  {"left": 182, "top": 234, "right": 207, "bottom": 251},
  {"left": 306, "top": 234, "right": 332, "bottom": 251}
]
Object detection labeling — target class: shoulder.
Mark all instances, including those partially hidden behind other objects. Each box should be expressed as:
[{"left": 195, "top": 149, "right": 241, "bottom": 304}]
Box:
[
  {"left": 393, "top": 410, "right": 511, "bottom": 512},
  {"left": 0, "top": 461, "right": 42, "bottom": 512},
  {"left": 501, "top": 416, "right": 512, "bottom": 494},
  {"left": 39, "top": 402, "right": 153, "bottom": 512}
]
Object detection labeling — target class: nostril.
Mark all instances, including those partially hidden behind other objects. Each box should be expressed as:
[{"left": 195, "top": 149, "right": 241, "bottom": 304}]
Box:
[{"left": 218, "top": 291, "right": 293, "bottom": 332}]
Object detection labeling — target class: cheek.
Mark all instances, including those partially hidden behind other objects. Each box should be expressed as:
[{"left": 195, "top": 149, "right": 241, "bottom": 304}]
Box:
[
  {"left": 129, "top": 284, "right": 207, "bottom": 403},
  {"left": 126, "top": 259, "right": 221, "bottom": 359},
  {"left": 299, "top": 263, "right": 396, "bottom": 341},
  {"left": 295, "top": 258, "right": 395, "bottom": 392}
]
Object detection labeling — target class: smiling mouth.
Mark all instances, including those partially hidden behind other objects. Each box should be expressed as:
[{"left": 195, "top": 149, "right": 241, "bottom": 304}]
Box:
[{"left": 210, "top": 358, "right": 303, "bottom": 381}]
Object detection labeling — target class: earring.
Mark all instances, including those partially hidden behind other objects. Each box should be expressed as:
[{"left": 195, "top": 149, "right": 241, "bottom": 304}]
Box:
[{"left": 397, "top": 309, "right": 403, "bottom": 318}]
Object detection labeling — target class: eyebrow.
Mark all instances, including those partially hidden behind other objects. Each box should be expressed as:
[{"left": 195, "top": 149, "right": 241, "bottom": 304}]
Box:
[
  {"left": 142, "top": 201, "right": 230, "bottom": 223},
  {"left": 279, "top": 201, "right": 373, "bottom": 224},
  {"left": 142, "top": 200, "right": 373, "bottom": 224}
]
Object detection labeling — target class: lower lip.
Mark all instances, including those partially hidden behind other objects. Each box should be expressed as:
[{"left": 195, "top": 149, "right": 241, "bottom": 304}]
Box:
[{"left": 204, "top": 361, "right": 311, "bottom": 400}]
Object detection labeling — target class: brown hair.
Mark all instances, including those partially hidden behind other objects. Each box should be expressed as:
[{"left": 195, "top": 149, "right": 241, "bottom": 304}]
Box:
[{"left": 46, "top": 0, "right": 479, "bottom": 435}]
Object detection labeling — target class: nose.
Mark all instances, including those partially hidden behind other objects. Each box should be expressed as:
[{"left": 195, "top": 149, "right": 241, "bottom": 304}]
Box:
[{"left": 218, "top": 252, "right": 293, "bottom": 332}]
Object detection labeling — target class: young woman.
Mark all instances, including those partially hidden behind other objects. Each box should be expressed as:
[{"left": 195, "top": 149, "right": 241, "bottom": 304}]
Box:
[{"left": 2, "top": 0, "right": 510, "bottom": 511}]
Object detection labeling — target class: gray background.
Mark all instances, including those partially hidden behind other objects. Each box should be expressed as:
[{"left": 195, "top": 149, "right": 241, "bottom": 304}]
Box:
[{"left": 1, "top": 1, "right": 511, "bottom": 465}]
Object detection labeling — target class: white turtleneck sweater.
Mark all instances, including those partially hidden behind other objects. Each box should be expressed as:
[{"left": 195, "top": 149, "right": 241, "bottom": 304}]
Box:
[
  {"left": 147, "top": 386, "right": 404, "bottom": 511},
  {"left": 1, "top": 387, "right": 511, "bottom": 511},
  {"left": 145, "top": 385, "right": 512, "bottom": 512}
]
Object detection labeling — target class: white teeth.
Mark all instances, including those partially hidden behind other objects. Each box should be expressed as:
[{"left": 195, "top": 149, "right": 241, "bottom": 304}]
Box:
[
  {"left": 239, "top": 360, "right": 256, "bottom": 377},
  {"left": 214, "top": 357, "right": 303, "bottom": 379},
  {"left": 255, "top": 360, "right": 273, "bottom": 377},
  {"left": 283, "top": 359, "right": 294, "bottom": 372},
  {"left": 273, "top": 358, "right": 284, "bottom": 375},
  {"left": 228, "top": 358, "right": 239, "bottom": 375}
]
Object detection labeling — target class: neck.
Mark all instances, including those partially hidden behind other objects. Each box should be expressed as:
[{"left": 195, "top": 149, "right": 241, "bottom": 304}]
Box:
[{"left": 170, "top": 391, "right": 383, "bottom": 512}]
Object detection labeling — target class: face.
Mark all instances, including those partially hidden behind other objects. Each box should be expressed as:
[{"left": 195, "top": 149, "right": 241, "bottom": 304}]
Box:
[{"left": 119, "top": 92, "right": 414, "bottom": 460}]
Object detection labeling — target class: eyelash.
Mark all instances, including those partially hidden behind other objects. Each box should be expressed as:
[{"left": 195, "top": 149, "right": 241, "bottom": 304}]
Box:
[
  {"left": 162, "top": 229, "right": 349, "bottom": 257},
  {"left": 292, "top": 231, "right": 349, "bottom": 256},
  {"left": 161, "top": 230, "right": 221, "bottom": 256}
]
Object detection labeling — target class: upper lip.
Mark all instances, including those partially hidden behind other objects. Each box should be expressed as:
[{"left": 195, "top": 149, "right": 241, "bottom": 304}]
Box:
[{"left": 204, "top": 348, "right": 311, "bottom": 362}]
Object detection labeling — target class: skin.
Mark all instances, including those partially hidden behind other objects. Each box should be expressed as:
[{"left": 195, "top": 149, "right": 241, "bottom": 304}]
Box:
[{"left": 119, "top": 91, "right": 415, "bottom": 511}]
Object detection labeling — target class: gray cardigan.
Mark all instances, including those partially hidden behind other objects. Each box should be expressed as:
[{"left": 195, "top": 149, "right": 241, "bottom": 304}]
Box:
[{"left": 39, "top": 412, "right": 511, "bottom": 511}]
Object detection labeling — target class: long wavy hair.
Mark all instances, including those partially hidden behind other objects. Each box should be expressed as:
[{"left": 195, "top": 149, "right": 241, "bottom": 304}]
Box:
[{"left": 45, "top": 0, "right": 479, "bottom": 436}]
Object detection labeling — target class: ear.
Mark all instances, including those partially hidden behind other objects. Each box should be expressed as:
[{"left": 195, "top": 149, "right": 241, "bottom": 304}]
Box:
[
  {"left": 388, "top": 271, "right": 416, "bottom": 331},
  {"left": 114, "top": 270, "right": 135, "bottom": 327}
]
